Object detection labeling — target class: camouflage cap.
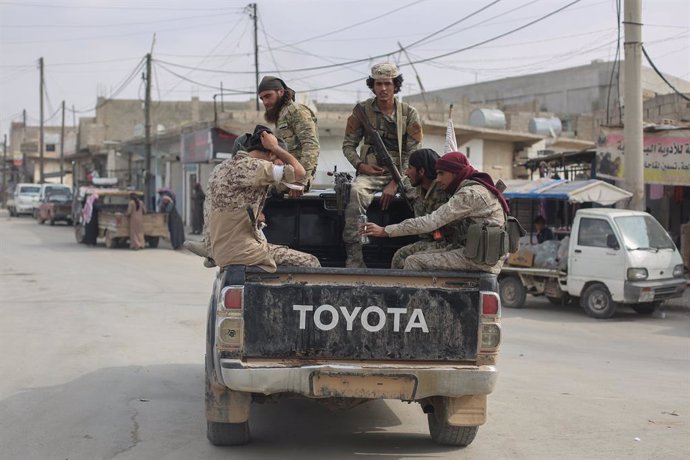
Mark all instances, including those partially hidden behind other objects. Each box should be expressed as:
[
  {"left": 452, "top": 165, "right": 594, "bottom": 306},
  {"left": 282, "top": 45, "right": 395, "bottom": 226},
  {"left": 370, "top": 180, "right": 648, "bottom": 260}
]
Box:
[{"left": 370, "top": 62, "right": 399, "bottom": 80}]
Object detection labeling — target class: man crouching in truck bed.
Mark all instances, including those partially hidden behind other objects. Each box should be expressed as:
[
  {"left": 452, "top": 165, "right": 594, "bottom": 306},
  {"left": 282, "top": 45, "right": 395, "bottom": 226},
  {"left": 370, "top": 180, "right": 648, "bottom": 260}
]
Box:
[
  {"left": 365, "top": 151, "right": 509, "bottom": 273},
  {"left": 206, "top": 125, "right": 320, "bottom": 271}
]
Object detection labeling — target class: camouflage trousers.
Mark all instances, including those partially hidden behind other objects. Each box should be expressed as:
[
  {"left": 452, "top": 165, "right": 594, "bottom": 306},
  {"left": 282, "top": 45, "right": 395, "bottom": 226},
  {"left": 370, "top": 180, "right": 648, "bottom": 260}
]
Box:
[
  {"left": 403, "top": 247, "right": 504, "bottom": 274},
  {"left": 268, "top": 243, "right": 321, "bottom": 268},
  {"left": 391, "top": 239, "right": 448, "bottom": 269},
  {"left": 342, "top": 174, "right": 394, "bottom": 246}
]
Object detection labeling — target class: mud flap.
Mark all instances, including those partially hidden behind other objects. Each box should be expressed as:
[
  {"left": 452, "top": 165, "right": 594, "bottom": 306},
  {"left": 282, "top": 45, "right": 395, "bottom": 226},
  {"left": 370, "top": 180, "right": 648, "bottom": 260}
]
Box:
[
  {"left": 438, "top": 394, "right": 487, "bottom": 427},
  {"left": 205, "top": 382, "right": 252, "bottom": 424}
]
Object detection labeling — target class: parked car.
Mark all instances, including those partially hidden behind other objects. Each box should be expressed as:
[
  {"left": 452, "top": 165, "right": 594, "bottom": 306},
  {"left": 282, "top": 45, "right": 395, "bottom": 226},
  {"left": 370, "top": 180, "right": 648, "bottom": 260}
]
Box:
[
  {"left": 34, "top": 183, "right": 72, "bottom": 218},
  {"left": 36, "top": 191, "right": 73, "bottom": 225},
  {"left": 8, "top": 183, "right": 41, "bottom": 216}
]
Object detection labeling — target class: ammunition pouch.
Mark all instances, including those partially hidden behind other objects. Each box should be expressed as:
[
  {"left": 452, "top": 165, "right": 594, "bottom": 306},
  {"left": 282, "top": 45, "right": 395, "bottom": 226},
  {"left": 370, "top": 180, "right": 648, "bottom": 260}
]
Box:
[
  {"left": 465, "top": 223, "right": 509, "bottom": 265},
  {"left": 505, "top": 216, "right": 526, "bottom": 253}
]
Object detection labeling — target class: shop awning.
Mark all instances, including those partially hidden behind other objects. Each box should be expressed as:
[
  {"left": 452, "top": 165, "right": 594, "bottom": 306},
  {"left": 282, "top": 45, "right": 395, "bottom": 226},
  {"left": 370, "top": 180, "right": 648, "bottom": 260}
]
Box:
[{"left": 503, "top": 179, "right": 633, "bottom": 206}]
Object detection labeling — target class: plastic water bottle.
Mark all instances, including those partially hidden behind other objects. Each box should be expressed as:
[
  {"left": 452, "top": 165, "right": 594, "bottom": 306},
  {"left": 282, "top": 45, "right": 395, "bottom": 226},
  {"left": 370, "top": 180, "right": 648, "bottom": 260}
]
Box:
[{"left": 359, "top": 214, "right": 370, "bottom": 245}]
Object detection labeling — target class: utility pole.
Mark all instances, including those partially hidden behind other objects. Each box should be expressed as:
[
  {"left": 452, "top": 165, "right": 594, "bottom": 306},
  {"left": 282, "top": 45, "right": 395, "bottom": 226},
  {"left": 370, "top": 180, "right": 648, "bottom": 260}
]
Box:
[
  {"left": 2, "top": 134, "right": 6, "bottom": 208},
  {"left": 398, "top": 41, "right": 430, "bottom": 121},
  {"left": 72, "top": 104, "right": 76, "bottom": 127},
  {"left": 39, "top": 57, "right": 45, "bottom": 183},
  {"left": 623, "top": 0, "right": 645, "bottom": 210},
  {"left": 60, "top": 100, "right": 65, "bottom": 184},
  {"left": 250, "top": 3, "right": 259, "bottom": 110},
  {"left": 144, "top": 52, "right": 153, "bottom": 210}
]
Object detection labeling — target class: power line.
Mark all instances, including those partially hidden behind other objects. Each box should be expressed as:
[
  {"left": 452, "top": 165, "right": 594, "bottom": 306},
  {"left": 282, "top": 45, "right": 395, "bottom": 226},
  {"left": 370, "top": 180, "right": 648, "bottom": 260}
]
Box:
[
  {"left": 0, "top": 11, "right": 244, "bottom": 29},
  {"left": 271, "top": 0, "right": 427, "bottom": 51},
  {"left": 156, "top": 0, "right": 583, "bottom": 76},
  {"left": 641, "top": 45, "right": 690, "bottom": 103},
  {"left": 70, "top": 57, "right": 147, "bottom": 113},
  {"left": 155, "top": 61, "right": 254, "bottom": 94},
  {"left": 404, "top": 0, "right": 583, "bottom": 66},
  {"left": 405, "top": 0, "right": 504, "bottom": 49},
  {"left": 0, "top": 1, "right": 244, "bottom": 11}
]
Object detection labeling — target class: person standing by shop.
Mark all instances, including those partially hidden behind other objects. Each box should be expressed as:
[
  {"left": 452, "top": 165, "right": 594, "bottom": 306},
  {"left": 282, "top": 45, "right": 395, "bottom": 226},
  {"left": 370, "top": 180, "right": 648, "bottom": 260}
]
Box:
[
  {"left": 191, "top": 183, "right": 205, "bottom": 235},
  {"left": 161, "top": 194, "right": 185, "bottom": 250}
]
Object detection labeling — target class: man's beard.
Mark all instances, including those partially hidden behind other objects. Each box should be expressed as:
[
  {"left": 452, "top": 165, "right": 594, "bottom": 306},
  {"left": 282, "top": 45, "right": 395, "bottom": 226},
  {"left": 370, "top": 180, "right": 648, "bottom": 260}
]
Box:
[{"left": 264, "top": 92, "right": 290, "bottom": 123}]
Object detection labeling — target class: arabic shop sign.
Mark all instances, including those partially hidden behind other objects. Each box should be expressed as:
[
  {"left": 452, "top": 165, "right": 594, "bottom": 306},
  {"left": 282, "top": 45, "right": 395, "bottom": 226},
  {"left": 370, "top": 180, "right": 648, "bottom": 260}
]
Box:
[{"left": 596, "top": 127, "right": 690, "bottom": 186}]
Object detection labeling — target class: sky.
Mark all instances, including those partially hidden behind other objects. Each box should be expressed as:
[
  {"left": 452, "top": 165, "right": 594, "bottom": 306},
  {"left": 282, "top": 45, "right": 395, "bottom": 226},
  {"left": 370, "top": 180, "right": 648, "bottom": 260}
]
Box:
[{"left": 1, "top": 0, "right": 689, "bottom": 143}]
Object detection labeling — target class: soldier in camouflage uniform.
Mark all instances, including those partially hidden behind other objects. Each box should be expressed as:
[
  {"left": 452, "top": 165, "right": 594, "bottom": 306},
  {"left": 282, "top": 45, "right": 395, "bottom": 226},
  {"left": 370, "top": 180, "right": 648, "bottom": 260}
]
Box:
[
  {"left": 258, "top": 76, "right": 320, "bottom": 197},
  {"left": 364, "top": 152, "right": 509, "bottom": 274},
  {"left": 390, "top": 149, "right": 450, "bottom": 269},
  {"left": 192, "top": 125, "right": 320, "bottom": 272},
  {"left": 341, "top": 62, "right": 423, "bottom": 267}
]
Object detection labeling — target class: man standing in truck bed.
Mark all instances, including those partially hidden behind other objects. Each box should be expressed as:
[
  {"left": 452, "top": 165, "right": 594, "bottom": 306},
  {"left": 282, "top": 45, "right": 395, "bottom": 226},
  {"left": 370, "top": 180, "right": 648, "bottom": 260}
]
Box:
[
  {"left": 364, "top": 152, "right": 509, "bottom": 274},
  {"left": 258, "top": 76, "right": 320, "bottom": 197},
  {"left": 206, "top": 125, "right": 320, "bottom": 272},
  {"left": 341, "top": 62, "right": 423, "bottom": 268}
]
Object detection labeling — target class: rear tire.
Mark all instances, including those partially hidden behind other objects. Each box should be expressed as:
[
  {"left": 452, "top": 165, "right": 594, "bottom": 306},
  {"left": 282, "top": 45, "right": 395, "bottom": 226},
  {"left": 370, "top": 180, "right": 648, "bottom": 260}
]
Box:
[
  {"left": 580, "top": 283, "right": 617, "bottom": 319},
  {"left": 50, "top": 217, "right": 55, "bottom": 226},
  {"left": 147, "top": 236, "right": 160, "bottom": 248},
  {"left": 427, "top": 397, "right": 479, "bottom": 447},
  {"left": 499, "top": 276, "right": 527, "bottom": 308}
]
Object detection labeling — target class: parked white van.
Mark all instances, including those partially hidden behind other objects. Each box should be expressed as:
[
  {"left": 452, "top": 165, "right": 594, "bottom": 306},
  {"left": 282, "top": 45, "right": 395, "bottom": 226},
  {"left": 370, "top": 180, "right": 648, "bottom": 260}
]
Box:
[{"left": 8, "top": 183, "right": 41, "bottom": 216}]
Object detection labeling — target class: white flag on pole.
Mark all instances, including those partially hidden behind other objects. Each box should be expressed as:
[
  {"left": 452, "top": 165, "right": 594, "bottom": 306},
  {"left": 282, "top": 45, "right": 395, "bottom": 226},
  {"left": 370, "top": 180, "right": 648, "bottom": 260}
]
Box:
[{"left": 444, "top": 117, "right": 458, "bottom": 153}]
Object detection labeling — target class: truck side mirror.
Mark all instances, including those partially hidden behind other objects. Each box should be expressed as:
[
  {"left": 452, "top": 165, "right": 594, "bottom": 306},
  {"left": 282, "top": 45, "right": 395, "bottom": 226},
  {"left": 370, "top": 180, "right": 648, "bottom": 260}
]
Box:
[{"left": 606, "top": 234, "right": 619, "bottom": 250}]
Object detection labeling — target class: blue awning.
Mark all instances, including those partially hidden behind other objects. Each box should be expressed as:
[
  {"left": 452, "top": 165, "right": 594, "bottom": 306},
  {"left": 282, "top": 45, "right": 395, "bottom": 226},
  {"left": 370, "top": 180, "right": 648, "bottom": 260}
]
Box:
[{"left": 504, "top": 179, "right": 633, "bottom": 206}]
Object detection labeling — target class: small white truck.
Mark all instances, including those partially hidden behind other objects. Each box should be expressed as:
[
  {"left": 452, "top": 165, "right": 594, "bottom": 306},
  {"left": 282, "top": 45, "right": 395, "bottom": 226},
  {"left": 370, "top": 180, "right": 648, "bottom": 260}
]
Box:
[{"left": 499, "top": 208, "right": 687, "bottom": 318}]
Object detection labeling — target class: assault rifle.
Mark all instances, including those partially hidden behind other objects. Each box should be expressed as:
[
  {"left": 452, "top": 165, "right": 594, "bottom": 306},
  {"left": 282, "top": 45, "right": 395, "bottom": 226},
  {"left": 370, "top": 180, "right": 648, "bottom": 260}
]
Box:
[
  {"left": 351, "top": 104, "right": 413, "bottom": 212},
  {"left": 327, "top": 166, "right": 352, "bottom": 217}
]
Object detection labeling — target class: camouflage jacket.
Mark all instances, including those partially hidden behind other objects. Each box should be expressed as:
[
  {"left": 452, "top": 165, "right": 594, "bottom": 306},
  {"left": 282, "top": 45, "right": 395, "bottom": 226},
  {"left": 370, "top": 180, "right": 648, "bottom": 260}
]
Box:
[
  {"left": 277, "top": 101, "right": 319, "bottom": 188},
  {"left": 385, "top": 180, "right": 505, "bottom": 241},
  {"left": 342, "top": 97, "right": 423, "bottom": 172},
  {"left": 207, "top": 151, "right": 295, "bottom": 271},
  {"left": 413, "top": 180, "right": 448, "bottom": 241}
]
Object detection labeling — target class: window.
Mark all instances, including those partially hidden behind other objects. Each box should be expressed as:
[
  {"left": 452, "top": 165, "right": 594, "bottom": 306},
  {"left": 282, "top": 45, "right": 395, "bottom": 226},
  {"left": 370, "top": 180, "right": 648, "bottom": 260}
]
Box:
[
  {"left": 578, "top": 218, "right": 617, "bottom": 248},
  {"left": 46, "top": 144, "right": 56, "bottom": 152}
]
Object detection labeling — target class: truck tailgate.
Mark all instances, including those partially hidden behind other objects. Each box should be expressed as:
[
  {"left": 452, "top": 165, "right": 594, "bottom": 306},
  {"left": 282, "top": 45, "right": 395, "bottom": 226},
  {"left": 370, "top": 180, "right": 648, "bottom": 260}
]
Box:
[{"left": 240, "top": 269, "right": 484, "bottom": 361}]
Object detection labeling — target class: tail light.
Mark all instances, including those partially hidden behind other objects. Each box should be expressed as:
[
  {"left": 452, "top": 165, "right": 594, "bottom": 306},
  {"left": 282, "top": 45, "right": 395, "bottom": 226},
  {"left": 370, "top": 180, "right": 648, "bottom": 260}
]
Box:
[
  {"left": 479, "top": 291, "right": 501, "bottom": 354},
  {"left": 221, "top": 286, "right": 244, "bottom": 310},
  {"left": 481, "top": 292, "right": 500, "bottom": 316}
]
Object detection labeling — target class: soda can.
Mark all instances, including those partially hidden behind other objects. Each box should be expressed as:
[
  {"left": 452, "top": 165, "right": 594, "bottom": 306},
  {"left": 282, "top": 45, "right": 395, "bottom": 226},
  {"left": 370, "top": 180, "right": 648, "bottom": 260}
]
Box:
[{"left": 359, "top": 214, "right": 370, "bottom": 245}]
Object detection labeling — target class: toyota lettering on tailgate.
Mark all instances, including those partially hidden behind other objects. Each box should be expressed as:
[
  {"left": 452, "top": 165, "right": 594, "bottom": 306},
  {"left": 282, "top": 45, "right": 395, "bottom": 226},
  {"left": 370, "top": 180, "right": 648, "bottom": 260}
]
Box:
[{"left": 293, "top": 304, "right": 429, "bottom": 333}]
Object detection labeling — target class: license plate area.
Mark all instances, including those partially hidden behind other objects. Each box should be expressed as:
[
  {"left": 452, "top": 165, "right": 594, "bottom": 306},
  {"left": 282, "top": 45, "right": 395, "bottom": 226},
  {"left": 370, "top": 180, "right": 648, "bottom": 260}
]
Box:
[{"left": 310, "top": 372, "right": 417, "bottom": 399}]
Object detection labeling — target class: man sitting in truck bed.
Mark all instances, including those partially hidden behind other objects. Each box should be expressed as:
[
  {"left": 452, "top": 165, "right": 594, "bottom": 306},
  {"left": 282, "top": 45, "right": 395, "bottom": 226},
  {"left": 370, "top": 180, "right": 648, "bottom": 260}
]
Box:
[
  {"left": 205, "top": 125, "right": 320, "bottom": 272},
  {"left": 391, "top": 148, "right": 452, "bottom": 269},
  {"left": 364, "top": 151, "right": 509, "bottom": 274}
]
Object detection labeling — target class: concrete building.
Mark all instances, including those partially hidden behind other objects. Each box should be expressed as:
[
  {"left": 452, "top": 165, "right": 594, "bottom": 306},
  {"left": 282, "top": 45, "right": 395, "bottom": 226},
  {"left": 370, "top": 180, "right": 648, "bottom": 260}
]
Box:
[
  {"left": 405, "top": 60, "right": 690, "bottom": 145},
  {"left": 7, "top": 121, "right": 78, "bottom": 185}
]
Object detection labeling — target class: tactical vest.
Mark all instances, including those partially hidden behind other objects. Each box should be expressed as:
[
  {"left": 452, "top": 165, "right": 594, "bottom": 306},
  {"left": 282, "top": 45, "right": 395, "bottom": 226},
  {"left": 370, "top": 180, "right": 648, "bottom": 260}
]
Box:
[
  {"left": 360, "top": 99, "right": 413, "bottom": 170},
  {"left": 447, "top": 180, "right": 512, "bottom": 265}
]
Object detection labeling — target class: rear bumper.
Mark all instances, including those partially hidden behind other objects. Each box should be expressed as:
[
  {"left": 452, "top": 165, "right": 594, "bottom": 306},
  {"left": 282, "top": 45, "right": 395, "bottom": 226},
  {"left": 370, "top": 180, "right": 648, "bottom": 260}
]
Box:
[
  {"left": 219, "top": 360, "right": 497, "bottom": 400},
  {"left": 623, "top": 278, "right": 686, "bottom": 303}
]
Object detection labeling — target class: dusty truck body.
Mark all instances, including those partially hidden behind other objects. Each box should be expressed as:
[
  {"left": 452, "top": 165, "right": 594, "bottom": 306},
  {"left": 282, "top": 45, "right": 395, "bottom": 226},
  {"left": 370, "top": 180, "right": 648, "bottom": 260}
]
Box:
[{"left": 206, "top": 263, "right": 502, "bottom": 447}]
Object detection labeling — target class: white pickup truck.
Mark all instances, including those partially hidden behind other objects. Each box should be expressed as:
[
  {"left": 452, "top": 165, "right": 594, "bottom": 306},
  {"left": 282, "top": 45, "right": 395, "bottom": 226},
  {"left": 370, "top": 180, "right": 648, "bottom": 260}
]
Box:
[{"left": 499, "top": 208, "right": 687, "bottom": 318}]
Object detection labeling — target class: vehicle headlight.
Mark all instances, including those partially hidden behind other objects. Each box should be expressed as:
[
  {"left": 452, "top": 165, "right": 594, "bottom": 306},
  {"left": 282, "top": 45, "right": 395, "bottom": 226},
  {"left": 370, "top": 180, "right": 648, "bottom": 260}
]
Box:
[
  {"left": 627, "top": 268, "right": 648, "bottom": 281},
  {"left": 673, "top": 264, "right": 685, "bottom": 278}
]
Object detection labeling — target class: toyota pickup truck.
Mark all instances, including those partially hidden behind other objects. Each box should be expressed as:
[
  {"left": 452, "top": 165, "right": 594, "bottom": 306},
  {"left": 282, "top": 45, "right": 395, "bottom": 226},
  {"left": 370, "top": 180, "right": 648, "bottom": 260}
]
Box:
[{"left": 204, "top": 191, "right": 502, "bottom": 447}]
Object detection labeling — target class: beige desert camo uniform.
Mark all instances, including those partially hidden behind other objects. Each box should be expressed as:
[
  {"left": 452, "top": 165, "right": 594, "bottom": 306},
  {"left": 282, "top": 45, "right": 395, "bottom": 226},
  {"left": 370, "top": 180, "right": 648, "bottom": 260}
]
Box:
[
  {"left": 385, "top": 181, "right": 506, "bottom": 274},
  {"left": 275, "top": 101, "right": 320, "bottom": 191},
  {"left": 206, "top": 151, "right": 320, "bottom": 272},
  {"left": 341, "top": 97, "right": 423, "bottom": 265},
  {"left": 390, "top": 180, "right": 450, "bottom": 269}
]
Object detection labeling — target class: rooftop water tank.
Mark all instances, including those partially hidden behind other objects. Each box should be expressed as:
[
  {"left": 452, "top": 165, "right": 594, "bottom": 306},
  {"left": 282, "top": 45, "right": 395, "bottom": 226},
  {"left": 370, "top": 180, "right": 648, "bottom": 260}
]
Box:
[
  {"left": 528, "top": 117, "right": 562, "bottom": 137},
  {"left": 469, "top": 108, "right": 506, "bottom": 130}
]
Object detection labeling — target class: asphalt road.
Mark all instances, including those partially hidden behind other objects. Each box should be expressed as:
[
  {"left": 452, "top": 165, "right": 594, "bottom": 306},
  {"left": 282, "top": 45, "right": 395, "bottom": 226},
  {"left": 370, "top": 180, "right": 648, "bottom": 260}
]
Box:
[{"left": 1, "top": 214, "right": 689, "bottom": 460}]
